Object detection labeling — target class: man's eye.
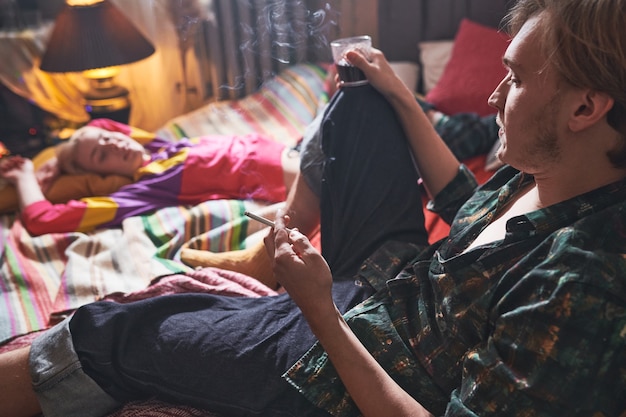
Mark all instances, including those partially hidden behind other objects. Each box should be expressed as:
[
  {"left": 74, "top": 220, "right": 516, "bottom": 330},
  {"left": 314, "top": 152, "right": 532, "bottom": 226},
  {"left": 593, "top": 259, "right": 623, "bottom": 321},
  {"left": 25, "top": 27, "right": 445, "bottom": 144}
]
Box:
[{"left": 506, "top": 72, "right": 520, "bottom": 86}]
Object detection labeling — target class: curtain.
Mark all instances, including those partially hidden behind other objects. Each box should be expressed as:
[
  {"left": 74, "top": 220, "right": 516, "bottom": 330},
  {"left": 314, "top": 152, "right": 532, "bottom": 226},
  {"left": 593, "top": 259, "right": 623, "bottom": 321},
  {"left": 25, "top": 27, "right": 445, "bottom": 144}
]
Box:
[
  {"left": 105, "top": 0, "right": 344, "bottom": 127},
  {"left": 0, "top": 23, "right": 88, "bottom": 123},
  {"left": 0, "top": 0, "right": 377, "bottom": 132},
  {"left": 198, "top": 0, "right": 341, "bottom": 101}
]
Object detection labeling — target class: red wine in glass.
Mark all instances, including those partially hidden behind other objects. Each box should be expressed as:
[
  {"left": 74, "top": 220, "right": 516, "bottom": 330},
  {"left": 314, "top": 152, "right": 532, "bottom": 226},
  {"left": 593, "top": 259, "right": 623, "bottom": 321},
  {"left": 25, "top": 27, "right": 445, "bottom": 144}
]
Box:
[
  {"left": 336, "top": 61, "right": 367, "bottom": 86},
  {"left": 336, "top": 63, "right": 367, "bottom": 84}
]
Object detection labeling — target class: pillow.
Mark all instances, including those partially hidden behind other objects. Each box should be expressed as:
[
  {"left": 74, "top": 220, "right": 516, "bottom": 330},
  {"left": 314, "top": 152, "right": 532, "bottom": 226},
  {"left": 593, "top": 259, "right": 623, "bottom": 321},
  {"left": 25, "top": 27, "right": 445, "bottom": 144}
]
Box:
[
  {"left": 418, "top": 40, "right": 454, "bottom": 93},
  {"left": 425, "top": 19, "right": 510, "bottom": 117},
  {"left": 389, "top": 61, "right": 420, "bottom": 92}
]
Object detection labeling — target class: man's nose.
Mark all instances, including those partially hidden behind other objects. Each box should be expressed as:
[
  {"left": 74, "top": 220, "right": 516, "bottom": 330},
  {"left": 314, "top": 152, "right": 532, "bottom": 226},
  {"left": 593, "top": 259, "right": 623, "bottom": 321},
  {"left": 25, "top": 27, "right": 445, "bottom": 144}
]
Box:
[{"left": 488, "top": 82, "right": 506, "bottom": 111}]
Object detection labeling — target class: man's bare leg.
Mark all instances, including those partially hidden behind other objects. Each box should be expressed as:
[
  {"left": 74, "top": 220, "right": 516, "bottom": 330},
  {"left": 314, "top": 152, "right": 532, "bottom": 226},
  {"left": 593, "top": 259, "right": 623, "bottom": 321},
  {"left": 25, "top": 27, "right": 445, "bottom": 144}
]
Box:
[
  {"left": 0, "top": 346, "right": 42, "bottom": 417},
  {"left": 181, "top": 171, "right": 321, "bottom": 288},
  {"left": 280, "top": 170, "right": 322, "bottom": 236}
]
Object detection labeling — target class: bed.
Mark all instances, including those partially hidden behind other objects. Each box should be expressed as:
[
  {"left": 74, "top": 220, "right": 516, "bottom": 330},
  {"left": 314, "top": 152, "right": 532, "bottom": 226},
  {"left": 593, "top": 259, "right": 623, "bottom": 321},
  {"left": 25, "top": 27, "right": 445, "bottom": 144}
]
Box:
[
  {"left": 0, "top": 62, "right": 330, "bottom": 345},
  {"left": 0, "top": 2, "right": 510, "bottom": 415}
]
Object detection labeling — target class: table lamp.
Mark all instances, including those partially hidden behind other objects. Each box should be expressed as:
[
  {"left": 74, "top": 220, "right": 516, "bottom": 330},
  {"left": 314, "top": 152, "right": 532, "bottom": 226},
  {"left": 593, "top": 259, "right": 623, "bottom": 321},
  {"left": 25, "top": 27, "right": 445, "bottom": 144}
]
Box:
[{"left": 39, "top": 0, "right": 155, "bottom": 123}]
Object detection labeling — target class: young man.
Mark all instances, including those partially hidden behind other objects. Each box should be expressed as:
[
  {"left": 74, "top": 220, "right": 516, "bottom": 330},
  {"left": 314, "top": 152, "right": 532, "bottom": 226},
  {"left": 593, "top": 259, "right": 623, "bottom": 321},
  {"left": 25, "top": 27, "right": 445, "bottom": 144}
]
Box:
[
  {"left": 1, "top": 0, "right": 625, "bottom": 416},
  {"left": 0, "top": 119, "right": 298, "bottom": 236}
]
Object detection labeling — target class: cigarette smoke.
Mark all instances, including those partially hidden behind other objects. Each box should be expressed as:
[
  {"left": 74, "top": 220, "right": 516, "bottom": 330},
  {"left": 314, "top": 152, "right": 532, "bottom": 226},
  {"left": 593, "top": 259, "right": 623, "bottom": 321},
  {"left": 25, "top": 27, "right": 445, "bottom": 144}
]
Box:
[{"left": 220, "top": 0, "right": 338, "bottom": 92}]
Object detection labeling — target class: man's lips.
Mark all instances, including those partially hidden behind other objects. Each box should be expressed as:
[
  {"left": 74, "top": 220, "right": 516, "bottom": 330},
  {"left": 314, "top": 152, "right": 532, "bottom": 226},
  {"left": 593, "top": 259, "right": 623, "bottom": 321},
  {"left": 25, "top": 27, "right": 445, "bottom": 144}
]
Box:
[{"left": 496, "top": 116, "right": 504, "bottom": 137}]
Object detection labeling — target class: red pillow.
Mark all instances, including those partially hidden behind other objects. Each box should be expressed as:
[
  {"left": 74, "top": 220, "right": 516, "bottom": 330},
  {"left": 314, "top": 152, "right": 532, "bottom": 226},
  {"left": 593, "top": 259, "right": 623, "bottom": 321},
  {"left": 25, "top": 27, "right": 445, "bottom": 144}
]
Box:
[{"left": 425, "top": 19, "right": 510, "bottom": 117}]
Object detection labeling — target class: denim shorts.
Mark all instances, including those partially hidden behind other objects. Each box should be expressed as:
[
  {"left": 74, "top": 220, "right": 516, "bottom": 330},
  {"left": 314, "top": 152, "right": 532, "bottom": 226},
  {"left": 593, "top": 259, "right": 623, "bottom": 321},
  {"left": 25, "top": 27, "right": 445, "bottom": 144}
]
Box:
[{"left": 29, "top": 318, "right": 121, "bottom": 417}]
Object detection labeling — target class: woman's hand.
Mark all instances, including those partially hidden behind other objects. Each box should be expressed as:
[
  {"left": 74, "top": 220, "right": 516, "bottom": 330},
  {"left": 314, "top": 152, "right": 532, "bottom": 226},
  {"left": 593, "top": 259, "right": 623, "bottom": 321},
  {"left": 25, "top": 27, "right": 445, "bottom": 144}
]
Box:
[
  {"left": 0, "top": 156, "right": 46, "bottom": 209},
  {"left": 264, "top": 214, "right": 336, "bottom": 321},
  {"left": 0, "top": 156, "right": 35, "bottom": 185}
]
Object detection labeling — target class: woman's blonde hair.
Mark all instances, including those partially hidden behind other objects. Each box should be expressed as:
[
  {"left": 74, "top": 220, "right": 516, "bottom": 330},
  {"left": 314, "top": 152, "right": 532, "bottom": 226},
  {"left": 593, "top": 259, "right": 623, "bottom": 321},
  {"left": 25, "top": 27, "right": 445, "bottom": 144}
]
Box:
[
  {"left": 54, "top": 128, "right": 88, "bottom": 175},
  {"left": 506, "top": 0, "right": 626, "bottom": 166}
]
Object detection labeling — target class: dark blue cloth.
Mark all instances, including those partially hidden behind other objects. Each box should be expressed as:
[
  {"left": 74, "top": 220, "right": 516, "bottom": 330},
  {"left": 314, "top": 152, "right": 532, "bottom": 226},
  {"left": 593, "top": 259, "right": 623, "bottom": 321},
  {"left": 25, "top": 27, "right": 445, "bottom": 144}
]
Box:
[
  {"left": 70, "top": 282, "right": 371, "bottom": 417},
  {"left": 320, "top": 85, "right": 428, "bottom": 277}
]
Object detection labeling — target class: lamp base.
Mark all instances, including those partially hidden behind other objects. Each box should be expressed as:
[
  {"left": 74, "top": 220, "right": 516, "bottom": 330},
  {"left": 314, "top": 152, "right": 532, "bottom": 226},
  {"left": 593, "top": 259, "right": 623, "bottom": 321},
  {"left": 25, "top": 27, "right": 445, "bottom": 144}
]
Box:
[
  {"left": 84, "top": 85, "right": 131, "bottom": 124},
  {"left": 87, "top": 105, "right": 131, "bottom": 124},
  {"left": 83, "top": 72, "right": 131, "bottom": 124}
]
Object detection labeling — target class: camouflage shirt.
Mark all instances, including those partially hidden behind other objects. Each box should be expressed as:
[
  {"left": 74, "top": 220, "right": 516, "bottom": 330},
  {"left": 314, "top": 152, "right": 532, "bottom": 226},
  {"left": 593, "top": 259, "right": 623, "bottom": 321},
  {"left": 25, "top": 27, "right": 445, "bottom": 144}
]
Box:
[{"left": 285, "top": 165, "right": 626, "bottom": 417}]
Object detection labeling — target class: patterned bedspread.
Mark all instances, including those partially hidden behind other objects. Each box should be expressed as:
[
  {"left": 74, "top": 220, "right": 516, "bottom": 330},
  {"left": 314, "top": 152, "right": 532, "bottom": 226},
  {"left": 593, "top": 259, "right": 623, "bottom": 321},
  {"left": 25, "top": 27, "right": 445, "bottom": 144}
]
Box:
[
  {"left": 0, "top": 62, "right": 330, "bottom": 347},
  {"left": 0, "top": 198, "right": 269, "bottom": 345}
]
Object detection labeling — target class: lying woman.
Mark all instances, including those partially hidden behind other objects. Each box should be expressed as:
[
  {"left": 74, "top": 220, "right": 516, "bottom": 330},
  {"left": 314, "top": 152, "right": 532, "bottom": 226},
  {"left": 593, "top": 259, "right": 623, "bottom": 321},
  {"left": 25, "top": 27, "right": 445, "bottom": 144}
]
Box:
[{"left": 0, "top": 118, "right": 299, "bottom": 236}]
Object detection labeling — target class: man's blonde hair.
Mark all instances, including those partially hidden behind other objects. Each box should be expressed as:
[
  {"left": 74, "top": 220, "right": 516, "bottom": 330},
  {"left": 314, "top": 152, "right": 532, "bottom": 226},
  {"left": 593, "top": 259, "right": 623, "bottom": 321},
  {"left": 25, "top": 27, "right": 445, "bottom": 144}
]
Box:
[{"left": 506, "top": 0, "right": 626, "bottom": 166}]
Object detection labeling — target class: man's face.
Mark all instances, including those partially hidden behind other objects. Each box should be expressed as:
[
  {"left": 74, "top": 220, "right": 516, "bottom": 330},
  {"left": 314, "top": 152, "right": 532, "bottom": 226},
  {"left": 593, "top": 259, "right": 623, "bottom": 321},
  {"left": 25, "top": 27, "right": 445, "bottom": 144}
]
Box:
[
  {"left": 72, "top": 127, "right": 146, "bottom": 177},
  {"left": 488, "top": 12, "right": 572, "bottom": 175}
]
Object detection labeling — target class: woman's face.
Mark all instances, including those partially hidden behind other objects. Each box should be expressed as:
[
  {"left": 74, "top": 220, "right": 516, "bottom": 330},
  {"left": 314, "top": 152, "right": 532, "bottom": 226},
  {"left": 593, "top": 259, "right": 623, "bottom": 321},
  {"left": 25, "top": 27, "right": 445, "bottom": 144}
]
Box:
[{"left": 72, "top": 127, "right": 147, "bottom": 177}]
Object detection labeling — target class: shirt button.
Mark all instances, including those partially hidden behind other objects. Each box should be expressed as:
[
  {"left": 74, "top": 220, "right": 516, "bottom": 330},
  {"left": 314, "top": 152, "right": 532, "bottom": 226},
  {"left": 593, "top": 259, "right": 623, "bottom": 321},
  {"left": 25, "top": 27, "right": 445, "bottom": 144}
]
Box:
[{"left": 436, "top": 311, "right": 447, "bottom": 331}]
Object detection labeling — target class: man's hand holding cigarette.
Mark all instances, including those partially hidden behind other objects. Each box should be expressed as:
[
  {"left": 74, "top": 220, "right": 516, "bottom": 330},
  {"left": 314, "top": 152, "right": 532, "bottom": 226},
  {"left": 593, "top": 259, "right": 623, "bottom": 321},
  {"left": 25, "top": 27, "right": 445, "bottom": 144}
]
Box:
[{"left": 263, "top": 212, "right": 336, "bottom": 321}]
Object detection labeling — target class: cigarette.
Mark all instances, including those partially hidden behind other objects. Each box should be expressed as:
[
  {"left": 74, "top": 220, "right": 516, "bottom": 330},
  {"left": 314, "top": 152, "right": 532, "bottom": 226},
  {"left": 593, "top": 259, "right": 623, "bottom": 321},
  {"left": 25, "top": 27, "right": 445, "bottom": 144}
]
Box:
[
  {"left": 244, "top": 211, "right": 276, "bottom": 228},
  {"left": 244, "top": 211, "right": 295, "bottom": 232}
]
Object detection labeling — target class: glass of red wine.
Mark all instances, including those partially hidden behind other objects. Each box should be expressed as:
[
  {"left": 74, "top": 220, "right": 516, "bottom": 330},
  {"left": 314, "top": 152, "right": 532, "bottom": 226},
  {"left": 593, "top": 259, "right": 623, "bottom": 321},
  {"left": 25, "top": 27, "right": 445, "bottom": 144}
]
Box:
[{"left": 330, "top": 35, "right": 371, "bottom": 87}]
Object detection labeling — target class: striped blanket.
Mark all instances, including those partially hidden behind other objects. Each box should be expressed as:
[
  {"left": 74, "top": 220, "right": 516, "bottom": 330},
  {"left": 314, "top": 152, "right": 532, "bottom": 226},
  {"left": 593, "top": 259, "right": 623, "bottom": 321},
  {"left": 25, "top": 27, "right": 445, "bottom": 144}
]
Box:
[
  {"left": 0, "top": 62, "right": 330, "bottom": 346},
  {"left": 0, "top": 199, "right": 268, "bottom": 344},
  {"left": 157, "top": 62, "right": 330, "bottom": 144}
]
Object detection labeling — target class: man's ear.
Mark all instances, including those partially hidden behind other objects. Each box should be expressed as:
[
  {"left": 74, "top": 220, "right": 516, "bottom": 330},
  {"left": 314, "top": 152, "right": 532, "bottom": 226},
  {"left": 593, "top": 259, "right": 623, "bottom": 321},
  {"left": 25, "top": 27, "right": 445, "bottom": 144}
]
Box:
[{"left": 570, "top": 90, "right": 615, "bottom": 132}]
